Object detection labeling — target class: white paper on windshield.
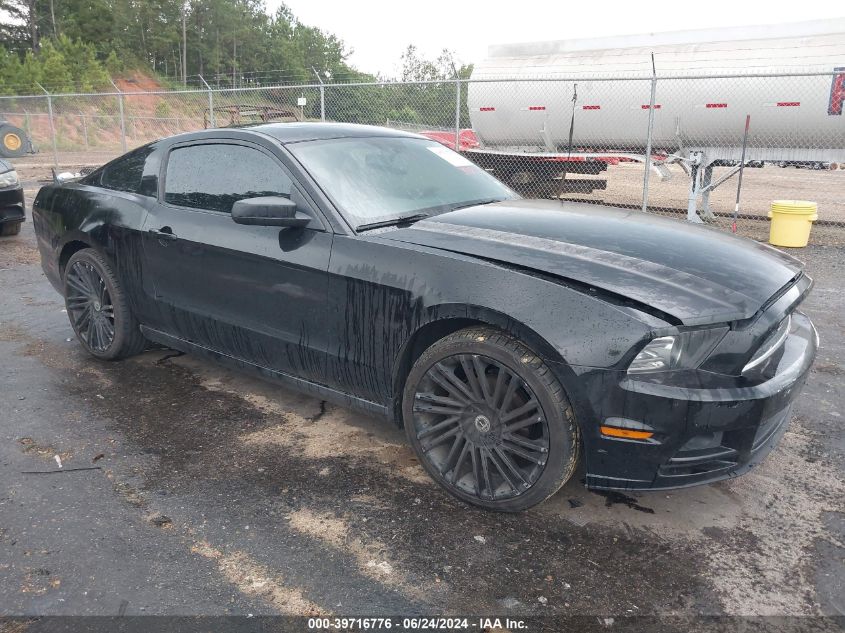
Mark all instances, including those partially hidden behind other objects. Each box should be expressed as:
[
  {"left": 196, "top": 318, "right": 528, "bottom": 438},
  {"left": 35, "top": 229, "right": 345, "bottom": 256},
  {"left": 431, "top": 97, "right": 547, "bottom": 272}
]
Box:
[{"left": 427, "top": 145, "right": 474, "bottom": 167}]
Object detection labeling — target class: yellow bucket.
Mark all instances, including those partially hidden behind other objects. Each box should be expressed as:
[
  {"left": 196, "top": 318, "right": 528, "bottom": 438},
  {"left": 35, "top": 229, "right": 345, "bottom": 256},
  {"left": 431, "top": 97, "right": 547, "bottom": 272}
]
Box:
[{"left": 768, "top": 200, "right": 818, "bottom": 248}]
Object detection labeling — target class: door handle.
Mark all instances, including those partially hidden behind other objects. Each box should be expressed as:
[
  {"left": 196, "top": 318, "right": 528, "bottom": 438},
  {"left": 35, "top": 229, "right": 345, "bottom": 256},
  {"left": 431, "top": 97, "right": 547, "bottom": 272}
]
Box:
[{"left": 148, "top": 226, "right": 177, "bottom": 241}]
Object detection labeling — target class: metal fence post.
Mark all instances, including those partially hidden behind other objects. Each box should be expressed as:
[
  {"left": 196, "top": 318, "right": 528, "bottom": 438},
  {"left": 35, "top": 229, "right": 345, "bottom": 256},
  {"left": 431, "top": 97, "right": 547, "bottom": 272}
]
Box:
[
  {"left": 80, "top": 111, "right": 89, "bottom": 150},
  {"left": 199, "top": 75, "right": 215, "bottom": 127},
  {"left": 454, "top": 78, "right": 461, "bottom": 152},
  {"left": 36, "top": 83, "right": 59, "bottom": 169},
  {"left": 641, "top": 56, "right": 657, "bottom": 214},
  {"left": 312, "top": 67, "right": 325, "bottom": 122},
  {"left": 110, "top": 79, "right": 127, "bottom": 153}
]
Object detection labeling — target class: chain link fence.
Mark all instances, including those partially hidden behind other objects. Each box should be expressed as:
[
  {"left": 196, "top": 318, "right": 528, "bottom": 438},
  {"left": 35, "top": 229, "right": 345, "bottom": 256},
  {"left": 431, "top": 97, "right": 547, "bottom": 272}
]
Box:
[{"left": 2, "top": 72, "right": 844, "bottom": 239}]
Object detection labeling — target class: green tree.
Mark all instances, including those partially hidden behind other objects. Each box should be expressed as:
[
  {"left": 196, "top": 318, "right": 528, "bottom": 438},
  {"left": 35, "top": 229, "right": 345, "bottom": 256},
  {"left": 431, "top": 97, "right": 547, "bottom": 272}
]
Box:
[
  {"left": 0, "top": 48, "right": 27, "bottom": 94},
  {"left": 38, "top": 39, "right": 73, "bottom": 91},
  {"left": 0, "top": 0, "right": 467, "bottom": 134},
  {"left": 20, "top": 49, "right": 42, "bottom": 91},
  {"left": 55, "top": 35, "right": 109, "bottom": 91}
]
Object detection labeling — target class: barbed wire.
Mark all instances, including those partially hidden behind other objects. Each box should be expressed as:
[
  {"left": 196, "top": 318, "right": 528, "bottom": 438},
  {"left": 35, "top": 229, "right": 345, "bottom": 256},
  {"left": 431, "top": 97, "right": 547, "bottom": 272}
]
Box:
[{"left": 2, "top": 68, "right": 842, "bottom": 100}]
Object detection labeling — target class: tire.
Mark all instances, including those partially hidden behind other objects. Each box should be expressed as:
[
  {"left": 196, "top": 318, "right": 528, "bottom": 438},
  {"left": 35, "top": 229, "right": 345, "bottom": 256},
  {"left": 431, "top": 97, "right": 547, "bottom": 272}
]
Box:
[
  {"left": 402, "top": 326, "right": 580, "bottom": 512},
  {"left": 63, "top": 248, "right": 146, "bottom": 360},
  {"left": 0, "top": 124, "right": 28, "bottom": 158},
  {"left": 1, "top": 221, "right": 21, "bottom": 236}
]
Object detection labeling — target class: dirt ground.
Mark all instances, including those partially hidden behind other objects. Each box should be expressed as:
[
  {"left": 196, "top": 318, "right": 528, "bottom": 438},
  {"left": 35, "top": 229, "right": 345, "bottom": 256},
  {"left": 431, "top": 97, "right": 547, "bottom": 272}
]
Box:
[
  {"left": 584, "top": 162, "right": 845, "bottom": 223},
  {"left": 1, "top": 194, "right": 843, "bottom": 629}
]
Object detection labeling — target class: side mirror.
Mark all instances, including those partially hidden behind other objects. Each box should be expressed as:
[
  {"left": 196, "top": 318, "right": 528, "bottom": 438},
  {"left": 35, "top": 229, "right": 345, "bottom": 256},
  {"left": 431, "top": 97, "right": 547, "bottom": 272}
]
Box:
[{"left": 231, "top": 196, "right": 310, "bottom": 228}]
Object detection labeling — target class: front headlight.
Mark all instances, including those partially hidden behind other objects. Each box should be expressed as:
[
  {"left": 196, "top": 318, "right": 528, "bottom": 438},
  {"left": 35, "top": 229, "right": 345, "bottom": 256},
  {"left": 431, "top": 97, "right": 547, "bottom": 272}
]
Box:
[
  {"left": 0, "top": 170, "right": 19, "bottom": 188},
  {"left": 628, "top": 336, "right": 679, "bottom": 373},
  {"left": 627, "top": 327, "right": 728, "bottom": 374}
]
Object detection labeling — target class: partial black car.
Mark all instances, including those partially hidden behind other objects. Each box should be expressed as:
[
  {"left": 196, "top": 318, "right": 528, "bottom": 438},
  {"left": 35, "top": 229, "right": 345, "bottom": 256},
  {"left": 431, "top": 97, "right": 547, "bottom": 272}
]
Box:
[
  {"left": 0, "top": 158, "right": 24, "bottom": 236},
  {"left": 32, "top": 124, "right": 818, "bottom": 511}
]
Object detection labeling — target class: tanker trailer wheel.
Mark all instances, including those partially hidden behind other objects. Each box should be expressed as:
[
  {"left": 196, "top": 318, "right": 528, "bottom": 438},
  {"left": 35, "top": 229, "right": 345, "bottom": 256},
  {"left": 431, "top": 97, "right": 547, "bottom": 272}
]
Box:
[{"left": 0, "top": 125, "right": 28, "bottom": 158}]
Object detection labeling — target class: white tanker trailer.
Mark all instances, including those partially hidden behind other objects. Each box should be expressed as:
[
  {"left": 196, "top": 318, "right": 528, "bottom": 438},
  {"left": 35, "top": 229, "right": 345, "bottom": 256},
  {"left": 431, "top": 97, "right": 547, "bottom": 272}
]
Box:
[{"left": 459, "top": 19, "right": 845, "bottom": 221}]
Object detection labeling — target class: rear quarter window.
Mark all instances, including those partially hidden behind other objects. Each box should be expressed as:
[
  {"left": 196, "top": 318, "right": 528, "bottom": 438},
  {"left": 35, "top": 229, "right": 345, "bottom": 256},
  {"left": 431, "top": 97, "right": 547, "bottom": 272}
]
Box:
[{"left": 98, "top": 146, "right": 154, "bottom": 193}]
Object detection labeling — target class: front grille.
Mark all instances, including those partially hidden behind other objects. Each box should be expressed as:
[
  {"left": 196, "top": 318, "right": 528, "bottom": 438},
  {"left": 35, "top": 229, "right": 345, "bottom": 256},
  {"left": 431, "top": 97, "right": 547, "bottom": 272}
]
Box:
[
  {"left": 658, "top": 443, "right": 739, "bottom": 479},
  {"left": 658, "top": 405, "right": 792, "bottom": 482}
]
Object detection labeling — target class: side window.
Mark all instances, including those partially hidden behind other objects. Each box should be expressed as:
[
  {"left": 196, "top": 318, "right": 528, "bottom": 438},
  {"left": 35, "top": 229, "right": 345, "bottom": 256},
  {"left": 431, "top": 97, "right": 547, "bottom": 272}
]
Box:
[
  {"left": 164, "top": 144, "right": 292, "bottom": 213},
  {"left": 99, "top": 146, "right": 154, "bottom": 193}
]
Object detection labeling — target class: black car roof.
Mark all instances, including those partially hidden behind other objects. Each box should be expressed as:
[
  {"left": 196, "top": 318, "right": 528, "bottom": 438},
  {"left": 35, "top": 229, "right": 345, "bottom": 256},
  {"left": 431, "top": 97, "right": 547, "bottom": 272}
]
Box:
[
  {"left": 246, "top": 122, "right": 423, "bottom": 144},
  {"left": 154, "top": 123, "right": 425, "bottom": 149}
]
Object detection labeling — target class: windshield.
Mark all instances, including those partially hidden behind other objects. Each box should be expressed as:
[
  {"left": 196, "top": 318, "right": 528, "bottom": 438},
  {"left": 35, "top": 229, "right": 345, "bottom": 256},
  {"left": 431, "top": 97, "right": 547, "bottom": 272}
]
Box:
[{"left": 288, "top": 136, "right": 517, "bottom": 228}]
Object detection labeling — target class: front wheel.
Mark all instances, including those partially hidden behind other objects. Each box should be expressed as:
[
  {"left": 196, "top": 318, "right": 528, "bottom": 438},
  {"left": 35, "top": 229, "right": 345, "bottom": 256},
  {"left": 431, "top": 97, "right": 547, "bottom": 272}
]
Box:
[
  {"left": 403, "top": 327, "right": 580, "bottom": 512},
  {"left": 63, "top": 248, "right": 146, "bottom": 360}
]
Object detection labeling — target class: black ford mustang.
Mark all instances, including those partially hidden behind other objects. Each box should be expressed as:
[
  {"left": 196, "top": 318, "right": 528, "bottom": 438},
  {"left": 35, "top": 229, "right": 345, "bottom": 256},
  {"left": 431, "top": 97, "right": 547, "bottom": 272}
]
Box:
[{"left": 32, "top": 123, "right": 817, "bottom": 511}]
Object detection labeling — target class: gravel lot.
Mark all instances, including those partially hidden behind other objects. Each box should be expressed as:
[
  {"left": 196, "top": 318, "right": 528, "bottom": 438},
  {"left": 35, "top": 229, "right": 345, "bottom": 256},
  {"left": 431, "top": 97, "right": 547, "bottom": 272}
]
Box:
[
  {"left": 1, "top": 191, "right": 843, "bottom": 628},
  {"left": 573, "top": 162, "right": 845, "bottom": 222}
]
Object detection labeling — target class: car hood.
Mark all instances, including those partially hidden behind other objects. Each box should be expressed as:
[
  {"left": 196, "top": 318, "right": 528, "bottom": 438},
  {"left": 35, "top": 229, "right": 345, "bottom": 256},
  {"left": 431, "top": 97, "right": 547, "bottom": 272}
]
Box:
[{"left": 377, "top": 200, "right": 804, "bottom": 326}]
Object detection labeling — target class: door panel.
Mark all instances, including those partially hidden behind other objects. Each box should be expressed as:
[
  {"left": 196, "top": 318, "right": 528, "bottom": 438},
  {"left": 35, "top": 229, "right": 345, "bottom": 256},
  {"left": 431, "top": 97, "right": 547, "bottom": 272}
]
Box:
[{"left": 140, "top": 141, "right": 333, "bottom": 383}]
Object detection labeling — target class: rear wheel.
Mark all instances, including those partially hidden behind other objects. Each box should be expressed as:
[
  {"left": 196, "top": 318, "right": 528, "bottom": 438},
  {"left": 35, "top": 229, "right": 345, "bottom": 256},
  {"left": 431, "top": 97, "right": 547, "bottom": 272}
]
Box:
[
  {"left": 63, "top": 248, "right": 146, "bottom": 360},
  {"left": 403, "top": 327, "right": 579, "bottom": 511},
  {"left": 1, "top": 221, "right": 21, "bottom": 236}
]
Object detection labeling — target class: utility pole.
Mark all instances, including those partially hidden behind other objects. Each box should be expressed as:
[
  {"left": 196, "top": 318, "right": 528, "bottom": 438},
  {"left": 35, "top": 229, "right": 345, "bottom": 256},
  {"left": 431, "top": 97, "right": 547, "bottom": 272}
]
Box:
[
  {"left": 181, "top": 3, "right": 187, "bottom": 86},
  {"left": 215, "top": 29, "right": 220, "bottom": 86}
]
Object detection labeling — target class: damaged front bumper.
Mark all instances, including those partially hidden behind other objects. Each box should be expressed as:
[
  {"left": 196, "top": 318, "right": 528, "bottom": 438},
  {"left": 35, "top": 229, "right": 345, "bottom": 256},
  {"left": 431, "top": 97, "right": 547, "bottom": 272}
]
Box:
[{"left": 561, "top": 310, "right": 818, "bottom": 491}]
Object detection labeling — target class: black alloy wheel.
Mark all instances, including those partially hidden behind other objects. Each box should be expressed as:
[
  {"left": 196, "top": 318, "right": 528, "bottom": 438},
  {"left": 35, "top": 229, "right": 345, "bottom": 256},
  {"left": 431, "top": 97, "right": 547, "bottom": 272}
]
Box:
[
  {"left": 63, "top": 248, "right": 146, "bottom": 360},
  {"left": 404, "top": 327, "right": 579, "bottom": 511},
  {"left": 65, "top": 259, "right": 116, "bottom": 353}
]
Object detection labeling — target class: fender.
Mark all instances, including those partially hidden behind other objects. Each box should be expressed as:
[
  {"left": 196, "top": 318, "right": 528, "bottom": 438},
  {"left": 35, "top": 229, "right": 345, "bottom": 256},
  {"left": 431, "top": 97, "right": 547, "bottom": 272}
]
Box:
[{"left": 389, "top": 303, "right": 580, "bottom": 425}]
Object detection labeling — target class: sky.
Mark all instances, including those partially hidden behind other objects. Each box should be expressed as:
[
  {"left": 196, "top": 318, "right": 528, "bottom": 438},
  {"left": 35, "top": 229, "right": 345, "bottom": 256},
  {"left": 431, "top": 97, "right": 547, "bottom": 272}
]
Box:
[{"left": 267, "top": 0, "right": 844, "bottom": 76}]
